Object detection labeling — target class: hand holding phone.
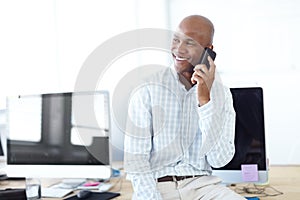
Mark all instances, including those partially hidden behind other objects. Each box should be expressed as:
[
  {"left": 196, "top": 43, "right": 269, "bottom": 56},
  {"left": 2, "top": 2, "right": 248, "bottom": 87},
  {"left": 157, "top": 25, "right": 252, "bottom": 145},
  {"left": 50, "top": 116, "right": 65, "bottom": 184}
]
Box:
[
  {"left": 192, "top": 47, "right": 217, "bottom": 105},
  {"left": 197, "top": 47, "right": 216, "bottom": 69}
]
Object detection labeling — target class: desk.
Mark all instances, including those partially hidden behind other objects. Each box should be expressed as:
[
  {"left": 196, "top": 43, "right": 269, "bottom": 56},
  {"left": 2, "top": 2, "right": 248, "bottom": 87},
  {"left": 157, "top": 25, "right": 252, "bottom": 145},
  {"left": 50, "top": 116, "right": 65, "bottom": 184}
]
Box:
[
  {"left": 1, "top": 165, "right": 299, "bottom": 200},
  {"left": 0, "top": 175, "right": 133, "bottom": 200}
]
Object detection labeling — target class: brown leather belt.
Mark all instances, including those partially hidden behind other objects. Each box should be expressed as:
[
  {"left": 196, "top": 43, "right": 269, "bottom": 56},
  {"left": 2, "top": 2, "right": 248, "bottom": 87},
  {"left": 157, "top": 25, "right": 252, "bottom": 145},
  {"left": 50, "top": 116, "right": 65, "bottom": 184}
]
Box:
[{"left": 157, "top": 175, "right": 201, "bottom": 182}]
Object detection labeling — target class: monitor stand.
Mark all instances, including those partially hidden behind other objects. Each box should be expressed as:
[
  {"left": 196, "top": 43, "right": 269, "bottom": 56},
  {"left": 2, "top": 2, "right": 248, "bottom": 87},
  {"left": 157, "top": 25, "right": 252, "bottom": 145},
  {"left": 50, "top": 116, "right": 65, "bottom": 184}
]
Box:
[{"left": 56, "top": 179, "right": 87, "bottom": 189}]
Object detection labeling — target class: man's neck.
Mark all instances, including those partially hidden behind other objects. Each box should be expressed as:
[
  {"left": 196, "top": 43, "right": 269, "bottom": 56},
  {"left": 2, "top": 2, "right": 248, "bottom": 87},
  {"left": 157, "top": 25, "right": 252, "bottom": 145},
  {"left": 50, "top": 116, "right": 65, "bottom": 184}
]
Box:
[{"left": 178, "top": 72, "right": 193, "bottom": 90}]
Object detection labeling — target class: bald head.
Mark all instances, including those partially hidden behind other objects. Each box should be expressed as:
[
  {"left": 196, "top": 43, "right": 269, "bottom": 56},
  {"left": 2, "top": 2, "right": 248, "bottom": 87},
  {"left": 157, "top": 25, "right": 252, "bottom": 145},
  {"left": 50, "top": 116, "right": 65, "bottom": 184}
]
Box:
[{"left": 178, "top": 15, "right": 214, "bottom": 47}]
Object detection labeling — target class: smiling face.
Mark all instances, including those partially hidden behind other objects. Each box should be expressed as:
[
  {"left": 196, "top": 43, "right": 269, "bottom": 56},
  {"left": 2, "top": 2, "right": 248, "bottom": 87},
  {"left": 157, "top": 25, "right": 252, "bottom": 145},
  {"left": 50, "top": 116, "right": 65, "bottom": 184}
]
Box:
[
  {"left": 171, "top": 32, "right": 205, "bottom": 74},
  {"left": 171, "top": 15, "right": 214, "bottom": 77}
]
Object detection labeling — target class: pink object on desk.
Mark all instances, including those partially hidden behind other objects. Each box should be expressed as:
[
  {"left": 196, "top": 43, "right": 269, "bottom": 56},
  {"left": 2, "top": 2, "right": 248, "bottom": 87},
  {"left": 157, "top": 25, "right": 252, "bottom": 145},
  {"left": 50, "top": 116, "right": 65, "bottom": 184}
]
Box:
[
  {"left": 241, "top": 164, "right": 259, "bottom": 182},
  {"left": 82, "top": 182, "right": 100, "bottom": 187}
]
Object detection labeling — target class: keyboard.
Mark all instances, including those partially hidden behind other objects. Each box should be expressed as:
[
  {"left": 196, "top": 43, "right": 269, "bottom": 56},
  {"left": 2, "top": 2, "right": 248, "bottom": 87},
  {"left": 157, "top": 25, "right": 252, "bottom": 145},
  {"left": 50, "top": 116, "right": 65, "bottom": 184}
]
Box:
[
  {"left": 42, "top": 187, "right": 73, "bottom": 198},
  {"left": 76, "top": 182, "right": 113, "bottom": 191}
]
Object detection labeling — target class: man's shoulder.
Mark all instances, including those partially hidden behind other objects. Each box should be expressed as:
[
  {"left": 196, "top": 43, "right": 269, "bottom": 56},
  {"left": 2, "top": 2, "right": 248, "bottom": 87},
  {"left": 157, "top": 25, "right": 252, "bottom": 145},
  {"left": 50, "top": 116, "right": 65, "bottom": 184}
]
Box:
[
  {"left": 145, "top": 67, "right": 174, "bottom": 83},
  {"left": 130, "top": 67, "right": 178, "bottom": 98}
]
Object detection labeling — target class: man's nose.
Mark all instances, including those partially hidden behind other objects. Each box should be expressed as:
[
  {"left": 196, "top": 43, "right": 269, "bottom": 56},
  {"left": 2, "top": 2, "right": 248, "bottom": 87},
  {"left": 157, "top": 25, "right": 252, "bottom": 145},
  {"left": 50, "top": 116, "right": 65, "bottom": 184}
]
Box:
[{"left": 176, "top": 42, "right": 187, "bottom": 53}]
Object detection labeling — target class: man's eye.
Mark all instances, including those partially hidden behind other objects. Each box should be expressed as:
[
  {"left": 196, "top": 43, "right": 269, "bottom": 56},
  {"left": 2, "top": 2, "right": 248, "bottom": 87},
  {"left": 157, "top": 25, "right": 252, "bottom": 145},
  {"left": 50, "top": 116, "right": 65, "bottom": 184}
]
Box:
[
  {"left": 173, "top": 38, "right": 180, "bottom": 43},
  {"left": 186, "top": 41, "right": 196, "bottom": 46}
]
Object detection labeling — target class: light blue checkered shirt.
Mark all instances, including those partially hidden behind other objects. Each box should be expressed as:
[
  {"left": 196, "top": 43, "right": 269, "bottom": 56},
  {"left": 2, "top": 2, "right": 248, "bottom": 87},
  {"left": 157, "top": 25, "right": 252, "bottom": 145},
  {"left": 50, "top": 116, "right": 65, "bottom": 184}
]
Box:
[{"left": 124, "top": 67, "right": 236, "bottom": 200}]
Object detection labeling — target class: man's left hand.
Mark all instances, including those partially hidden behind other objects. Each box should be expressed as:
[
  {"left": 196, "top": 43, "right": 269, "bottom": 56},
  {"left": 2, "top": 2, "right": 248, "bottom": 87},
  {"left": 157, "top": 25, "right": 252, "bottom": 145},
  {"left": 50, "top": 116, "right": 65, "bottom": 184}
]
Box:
[{"left": 191, "top": 56, "right": 216, "bottom": 106}]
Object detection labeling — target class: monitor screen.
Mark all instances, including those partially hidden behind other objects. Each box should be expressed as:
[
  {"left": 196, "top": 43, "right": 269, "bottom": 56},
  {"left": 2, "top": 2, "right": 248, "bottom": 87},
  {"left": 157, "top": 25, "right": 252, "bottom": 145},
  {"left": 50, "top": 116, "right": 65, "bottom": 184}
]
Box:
[
  {"left": 212, "top": 87, "right": 268, "bottom": 184},
  {"left": 0, "top": 109, "right": 5, "bottom": 160},
  {"left": 5, "top": 91, "right": 111, "bottom": 179},
  {"left": 0, "top": 130, "right": 4, "bottom": 161}
]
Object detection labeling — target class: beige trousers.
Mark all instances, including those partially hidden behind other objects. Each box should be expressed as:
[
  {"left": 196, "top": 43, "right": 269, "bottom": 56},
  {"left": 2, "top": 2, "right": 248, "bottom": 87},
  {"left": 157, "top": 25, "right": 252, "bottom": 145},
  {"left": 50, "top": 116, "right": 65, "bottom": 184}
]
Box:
[{"left": 157, "top": 175, "right": 246, "bottom": 200}]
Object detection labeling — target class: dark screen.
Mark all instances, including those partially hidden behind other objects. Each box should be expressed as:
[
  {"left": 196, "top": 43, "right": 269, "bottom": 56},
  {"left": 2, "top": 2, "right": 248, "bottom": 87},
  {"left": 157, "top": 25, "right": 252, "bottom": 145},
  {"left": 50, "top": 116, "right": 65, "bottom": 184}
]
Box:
[
  {"left": 215, "top": 87, "right": 267, "bottom": 170},
  {"left": 6, "top": 91, "right": 110, "bottom": 165},
  {"left": 0, "top": 137, "right": 3, "bottom": 156}
]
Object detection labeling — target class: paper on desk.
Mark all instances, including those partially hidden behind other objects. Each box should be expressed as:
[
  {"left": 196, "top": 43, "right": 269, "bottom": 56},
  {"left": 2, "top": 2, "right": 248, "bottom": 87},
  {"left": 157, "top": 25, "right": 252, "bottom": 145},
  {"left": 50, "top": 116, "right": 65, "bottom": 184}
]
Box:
[{"left": 241, "top": 164, "right": 259, "bottom": 182}]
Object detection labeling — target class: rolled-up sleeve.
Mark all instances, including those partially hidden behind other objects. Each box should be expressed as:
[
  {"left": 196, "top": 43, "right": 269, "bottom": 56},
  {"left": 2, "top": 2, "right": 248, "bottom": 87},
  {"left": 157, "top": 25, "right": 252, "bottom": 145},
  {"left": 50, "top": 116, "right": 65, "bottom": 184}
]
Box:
[
  {"left": 197, "top": 83, "right": 236, "bottom": 168},
  {"left": 124, "top": 86, "right": 163, "bottom": 200}
]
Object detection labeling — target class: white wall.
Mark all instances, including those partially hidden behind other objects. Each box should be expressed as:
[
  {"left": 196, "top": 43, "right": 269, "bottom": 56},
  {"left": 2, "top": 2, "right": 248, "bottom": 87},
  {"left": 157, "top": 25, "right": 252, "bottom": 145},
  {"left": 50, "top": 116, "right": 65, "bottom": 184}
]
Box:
[
  {"left": 168, "top": 0, "right": 300, "bottom": 164},
  {"left": 0, "top": 0, "right": 299, "bottom": 164}
]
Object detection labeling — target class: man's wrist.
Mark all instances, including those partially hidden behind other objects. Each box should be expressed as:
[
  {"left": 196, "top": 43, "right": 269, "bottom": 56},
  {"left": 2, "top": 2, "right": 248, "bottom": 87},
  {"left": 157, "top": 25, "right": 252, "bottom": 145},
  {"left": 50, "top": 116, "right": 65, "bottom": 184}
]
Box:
[{"left": 198, "top": 99, "right": 210, "bottom": 107}]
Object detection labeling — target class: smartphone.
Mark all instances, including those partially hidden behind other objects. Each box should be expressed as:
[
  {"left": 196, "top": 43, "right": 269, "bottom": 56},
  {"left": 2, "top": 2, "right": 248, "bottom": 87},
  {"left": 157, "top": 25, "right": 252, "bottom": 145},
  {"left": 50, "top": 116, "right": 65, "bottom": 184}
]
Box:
[{"left": 198, "top": 47, "right": 217, "bottom": 69}]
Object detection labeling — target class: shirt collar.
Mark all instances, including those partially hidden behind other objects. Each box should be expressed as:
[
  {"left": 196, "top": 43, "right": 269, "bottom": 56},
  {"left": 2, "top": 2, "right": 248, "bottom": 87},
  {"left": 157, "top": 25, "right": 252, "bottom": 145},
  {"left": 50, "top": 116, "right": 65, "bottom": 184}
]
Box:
[{"left": 169, "top": 65, "right": 197, "bottom": 93}]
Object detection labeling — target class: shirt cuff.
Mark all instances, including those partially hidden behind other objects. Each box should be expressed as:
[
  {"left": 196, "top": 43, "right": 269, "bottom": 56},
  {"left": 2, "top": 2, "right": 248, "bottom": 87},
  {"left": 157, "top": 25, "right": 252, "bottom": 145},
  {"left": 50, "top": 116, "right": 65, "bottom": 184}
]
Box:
[{"left": 197, "top": 100, "right": 215, "bottom": 119}]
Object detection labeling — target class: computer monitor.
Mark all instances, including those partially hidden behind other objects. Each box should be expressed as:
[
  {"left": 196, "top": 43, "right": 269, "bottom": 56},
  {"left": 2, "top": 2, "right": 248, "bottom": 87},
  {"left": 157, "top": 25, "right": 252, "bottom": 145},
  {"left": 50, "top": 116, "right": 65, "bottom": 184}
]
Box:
[
  {"left": 5, "top": 91, "right": 112, "bottom": 179},
  {"left": 0, "top": 109, "right": 7, "bottom": 163},
  {"left": 212, "top": 87, "right": 268, "bottom": 184},
  {"left": 0, "top": 131, "right": 4, "bottom": 161},
  {"left": 0, "top": 108, "right": 6, "bottom": 165}
]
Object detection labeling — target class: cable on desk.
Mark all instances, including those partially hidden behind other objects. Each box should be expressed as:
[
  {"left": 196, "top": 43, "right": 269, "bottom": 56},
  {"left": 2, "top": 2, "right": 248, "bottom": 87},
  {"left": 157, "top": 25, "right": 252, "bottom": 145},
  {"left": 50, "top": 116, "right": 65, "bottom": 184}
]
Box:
[
  {"left": 110, "top": 173, "right": 124, "bottom": 193},
  {"left": 115, "top": 177, "right": 123, "bottom": 193},
  {"left": 234, "top": 183, "right": 283, "bottom": 197}
]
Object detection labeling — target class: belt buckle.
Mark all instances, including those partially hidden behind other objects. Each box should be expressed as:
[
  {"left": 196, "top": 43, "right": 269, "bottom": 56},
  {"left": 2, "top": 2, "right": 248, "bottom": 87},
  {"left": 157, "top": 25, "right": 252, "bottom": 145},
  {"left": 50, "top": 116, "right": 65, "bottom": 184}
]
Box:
[
  {"left": 174, "top": 176, "right": 187, "bottom": 181},
  {"left": 172, "top": 176, "right": 178, "bottom": 182},
  {"left": 178, "top": 175, "right": 195, "bottom": 181}
]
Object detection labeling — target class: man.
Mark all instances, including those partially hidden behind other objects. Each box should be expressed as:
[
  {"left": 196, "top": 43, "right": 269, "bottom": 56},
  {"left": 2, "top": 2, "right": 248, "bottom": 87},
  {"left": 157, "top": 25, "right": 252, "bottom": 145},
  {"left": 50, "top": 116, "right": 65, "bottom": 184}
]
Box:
[{"left": 124, "top": 15, "right": 245, "bottom": 199}]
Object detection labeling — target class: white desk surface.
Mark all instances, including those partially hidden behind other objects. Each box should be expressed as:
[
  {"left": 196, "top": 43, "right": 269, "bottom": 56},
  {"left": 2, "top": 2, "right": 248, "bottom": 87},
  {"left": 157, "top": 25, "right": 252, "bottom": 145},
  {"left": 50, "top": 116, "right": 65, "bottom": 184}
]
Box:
[{"left": 1, "top": 163, "right": 300, "bottom": 200}]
